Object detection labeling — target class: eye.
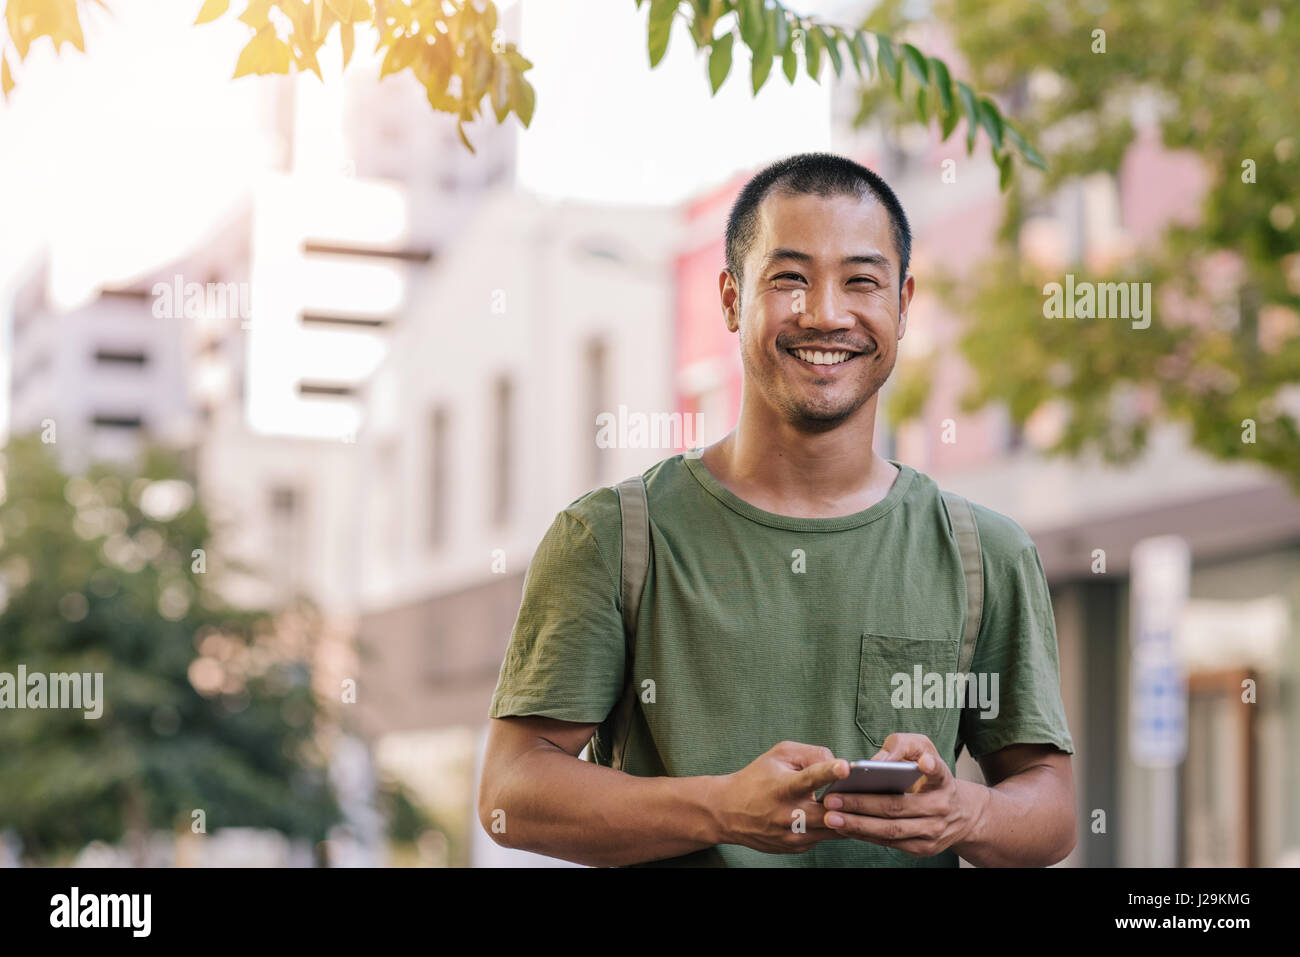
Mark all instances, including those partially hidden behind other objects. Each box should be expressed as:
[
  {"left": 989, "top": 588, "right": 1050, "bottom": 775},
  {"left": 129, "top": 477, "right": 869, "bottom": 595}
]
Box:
[
  {"left": 772, "top": 272, "right": 805, "bottom": 283},
  {"left": 850, "top": 276, "right": 880, "bottom": 286}
]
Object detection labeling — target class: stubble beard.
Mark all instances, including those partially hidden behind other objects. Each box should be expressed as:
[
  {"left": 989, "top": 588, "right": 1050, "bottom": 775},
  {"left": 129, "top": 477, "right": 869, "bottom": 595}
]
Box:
[{"left": 739, "top": 327, "right": 895, "bottom": 433}]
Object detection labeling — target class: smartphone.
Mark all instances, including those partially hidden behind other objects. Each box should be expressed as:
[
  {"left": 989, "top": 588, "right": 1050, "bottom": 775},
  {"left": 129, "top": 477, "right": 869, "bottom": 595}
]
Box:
[{"left": 818, "top": 760, "right": 923, "bottom": 798}]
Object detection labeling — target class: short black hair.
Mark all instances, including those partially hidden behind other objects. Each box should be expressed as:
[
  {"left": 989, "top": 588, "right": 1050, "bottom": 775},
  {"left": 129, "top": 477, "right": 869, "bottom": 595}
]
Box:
[{"left": 724, "top": 152, "right": 912, "bottom": 299}]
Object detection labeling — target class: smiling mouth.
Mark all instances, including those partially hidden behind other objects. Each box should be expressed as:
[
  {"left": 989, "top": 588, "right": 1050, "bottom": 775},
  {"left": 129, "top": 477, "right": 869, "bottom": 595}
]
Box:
[{"left": 786, "top": 347, "right": 862, "bottom": 369}]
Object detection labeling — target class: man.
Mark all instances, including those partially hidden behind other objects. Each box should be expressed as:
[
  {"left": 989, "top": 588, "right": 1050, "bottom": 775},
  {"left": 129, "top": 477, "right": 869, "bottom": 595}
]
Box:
[{"left": 478, "top": 152, "right": 1076, "bottom": 867}]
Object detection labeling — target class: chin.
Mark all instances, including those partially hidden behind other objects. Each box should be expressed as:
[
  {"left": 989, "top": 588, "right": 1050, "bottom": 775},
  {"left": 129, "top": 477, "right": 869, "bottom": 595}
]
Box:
[{"left": 785, "top": 396, "right": 868, "bottom": 430}]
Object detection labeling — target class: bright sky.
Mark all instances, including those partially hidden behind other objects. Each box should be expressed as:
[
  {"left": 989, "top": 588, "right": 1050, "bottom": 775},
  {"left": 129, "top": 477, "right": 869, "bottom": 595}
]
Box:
[
  {"left": 0, "top": 0, "right": 860, "bottom": 432},
  {"left": 517, "top": 0, "right": 845, "bottom": 205}
]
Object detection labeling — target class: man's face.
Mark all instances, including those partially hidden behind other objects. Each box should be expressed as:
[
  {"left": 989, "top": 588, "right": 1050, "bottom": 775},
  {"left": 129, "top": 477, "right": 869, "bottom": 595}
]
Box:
[{"left": 722, "top": 191, "right": 914, "bottom": 430}]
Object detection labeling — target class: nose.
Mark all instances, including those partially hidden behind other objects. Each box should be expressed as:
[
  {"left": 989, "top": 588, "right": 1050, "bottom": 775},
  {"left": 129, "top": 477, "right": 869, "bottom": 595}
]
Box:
[{"left": 797, "top": 280, "right": 856, "bottom": 333}]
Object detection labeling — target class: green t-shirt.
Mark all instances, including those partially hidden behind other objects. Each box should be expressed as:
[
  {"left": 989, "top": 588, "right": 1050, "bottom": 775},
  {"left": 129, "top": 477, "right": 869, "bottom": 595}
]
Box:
[{"left": 489, "top": 452, "right": 1075, "bottom": 867}]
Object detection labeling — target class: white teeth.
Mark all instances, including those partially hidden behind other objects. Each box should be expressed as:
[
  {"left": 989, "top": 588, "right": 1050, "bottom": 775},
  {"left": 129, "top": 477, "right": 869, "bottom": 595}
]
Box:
[{"left": 792, "top": 348, "right": 853, "bottom": 365}]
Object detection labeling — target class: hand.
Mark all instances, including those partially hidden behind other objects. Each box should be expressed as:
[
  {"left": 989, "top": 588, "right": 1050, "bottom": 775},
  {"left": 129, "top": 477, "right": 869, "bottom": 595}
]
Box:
[
  {"left": 712, "top": 741, "right": 850, "bottom": 854},
  {"left": 819, "top": 733, "right": 988, "bottom": 858}
]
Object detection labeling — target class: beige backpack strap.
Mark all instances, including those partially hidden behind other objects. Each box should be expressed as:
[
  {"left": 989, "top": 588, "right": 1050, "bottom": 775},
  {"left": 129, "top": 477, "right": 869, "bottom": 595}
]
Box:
[
  {"left": 942, "top": 490, "right": 984, "bottom": 676},
  {"left": 610, "top": 475, "right": 650, "bottom": 771}
]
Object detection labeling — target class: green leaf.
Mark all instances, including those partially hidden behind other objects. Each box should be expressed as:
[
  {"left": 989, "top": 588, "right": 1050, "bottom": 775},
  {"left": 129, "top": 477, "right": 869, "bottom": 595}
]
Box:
[
  {"left": 875, "top": 33, "right": 899, "bottom": 88},
  {"left": 818, "top": 26, "right": 842, "bottom": 77},
  {"left": 738, "top": 0, "right": 765, "bottom": 50},
  {"left": 782, "top": 40, "right": 797, "bottom": 83},
  {"left": 939, "top": 98, "right": 960, "bottom": 140},
  {"left": 902, "top": 43, "right": 928, "bottom": 85},
  {"left": 752, "top": 16, "right": 774, "bottom": 92},
  {"left": 928, "top": 57, "right": 952, "bottom": 115},
  {"left": 709, "top": 31, "right": 733, "bottom": 93},
  {"left": 195, "top": 0, "right": 229, "bottom": 25},
  {"left": 977, "top": 96, "right": 1004, "bottom": 151},
  {"left": 805, "top": 23, "right": 823, "bottom": 81},
  {"left": 849, "top": 30, "right": 872, "bottom": 81},
  {"left": 1004, "top": 123, "right": 1047, "bottom": 171},
  {"left": 996, "top": 150, "right": 1013, "bottom": 191},
  {"left": 956, "top": 80, "right": 979, "bottom": 155},
  {"left": 770, "top": 4, "right": 789, "bottom": 53},
  {"left": 648, "top": 0, "right": 676, "bottom": 67},
  {"left": 916, "top": 85, "right": 928, "bottom": 122}
]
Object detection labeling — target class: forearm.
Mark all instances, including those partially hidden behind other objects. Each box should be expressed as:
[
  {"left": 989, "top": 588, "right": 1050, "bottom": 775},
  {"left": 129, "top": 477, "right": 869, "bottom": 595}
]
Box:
[
  {"left": 482, "top": 745, "right": 726, "bottom": 867},
  {"left": 951, "top": 766, "right": 1076, "bottom": 867}
]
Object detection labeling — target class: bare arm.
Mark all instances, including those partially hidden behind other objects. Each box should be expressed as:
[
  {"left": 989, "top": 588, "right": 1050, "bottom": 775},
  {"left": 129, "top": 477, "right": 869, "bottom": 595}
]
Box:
[
  {"left": 952, "top": 743, "right": 1077, "bottom": 867},
  {"left": 477, "top": 715, "right": 725, "bottom": 867},
  {"left": 478, "top": 716, "right": 849, "bottom": 867}
]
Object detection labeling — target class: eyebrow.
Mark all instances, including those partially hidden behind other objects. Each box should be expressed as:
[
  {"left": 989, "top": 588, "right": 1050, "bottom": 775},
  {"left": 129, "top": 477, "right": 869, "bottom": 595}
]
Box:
[{"left": 758, "top": 247, "right": 892, "bottom": 273}]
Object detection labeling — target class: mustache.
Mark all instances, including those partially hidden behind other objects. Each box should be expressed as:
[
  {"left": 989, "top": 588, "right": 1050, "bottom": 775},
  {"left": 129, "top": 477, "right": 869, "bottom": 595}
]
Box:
[{"left": 779, "top": 337, "right": 878, "bottom": 354}]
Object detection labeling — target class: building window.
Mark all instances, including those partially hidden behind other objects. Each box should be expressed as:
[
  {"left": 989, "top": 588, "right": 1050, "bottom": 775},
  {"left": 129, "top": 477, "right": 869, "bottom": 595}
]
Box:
[
  {"left": 268, "top": 485, "right": 299, "bottom": 599},
  {"left": 94, "top": 348, "right": 148, "bottom": 366},
  {"left": 491, "top": 376, "right": 513, "bottom": 526},
  {"left": 429, "top": 406, "right": 450, "bottom": 547},
  {"left": 585, "top": 338, "right": 607, "bottom": 485},
  {"left": 91, "top": 413, "right": 143, "bottom": 429}
]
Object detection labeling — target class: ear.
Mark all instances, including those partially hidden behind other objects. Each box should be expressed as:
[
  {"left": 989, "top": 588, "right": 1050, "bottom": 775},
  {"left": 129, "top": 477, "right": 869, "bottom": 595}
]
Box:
[
  {"left": 897, "top": 273, "right": 915, "bottom": 339},
  {"left": 719, "top": 269, "right": 741, "bottom": 333}
]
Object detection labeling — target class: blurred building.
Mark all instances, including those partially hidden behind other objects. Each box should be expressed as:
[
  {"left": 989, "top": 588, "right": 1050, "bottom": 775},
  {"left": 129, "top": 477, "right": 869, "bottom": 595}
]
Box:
[
  {"left": 7, "top": 203, "right": 251, "bottom": 474},
  {"left": 349, "top": 188, "right": 680, "bottom": 866}
]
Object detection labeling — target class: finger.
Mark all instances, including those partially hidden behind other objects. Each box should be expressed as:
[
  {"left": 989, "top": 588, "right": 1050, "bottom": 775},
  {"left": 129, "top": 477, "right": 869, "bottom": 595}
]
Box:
[
  {"left": 776, "top": 741, "right": 836, "bottom": 770},
  {"left": 822, "top": 810, "right": 933, "bottom": 845},
  {"left": 870, "top": 735, "right": 948, "bottom": 790},
  {"left": 913, "top": 749, "right": 950, "bottom": 791},
  {"left": 788, "top": 757, "right": 849, "bottom": 797},
  {"left": 874, "top": 733, "right": 929, "bottom": 760},
  {"left": 822, "top": 790, "right": 942, "bottom": 818},
  {"left": 795, "top": 797, "right": 848, "bottom": 833}
]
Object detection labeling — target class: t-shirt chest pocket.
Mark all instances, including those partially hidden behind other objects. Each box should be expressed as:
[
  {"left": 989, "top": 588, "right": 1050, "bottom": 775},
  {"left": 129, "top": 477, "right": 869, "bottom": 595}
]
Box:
[{"left": 855, "top": 633, "right": 961, "bottom": 750}]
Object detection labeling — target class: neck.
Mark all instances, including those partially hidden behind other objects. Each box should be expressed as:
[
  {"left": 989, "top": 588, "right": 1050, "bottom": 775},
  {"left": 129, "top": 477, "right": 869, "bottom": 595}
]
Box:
[{"left": 701, "top": 389, "right": 899, "bottom": 519}]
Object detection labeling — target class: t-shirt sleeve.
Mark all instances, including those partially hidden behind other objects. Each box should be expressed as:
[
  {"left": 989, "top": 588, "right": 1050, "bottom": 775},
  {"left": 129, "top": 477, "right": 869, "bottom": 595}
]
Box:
[
  {"left": 488, "top": 500, "right": 626, "bottom": 724},
  {"left": 959, "top": 512, "right": 1076, "bottom": 759}
]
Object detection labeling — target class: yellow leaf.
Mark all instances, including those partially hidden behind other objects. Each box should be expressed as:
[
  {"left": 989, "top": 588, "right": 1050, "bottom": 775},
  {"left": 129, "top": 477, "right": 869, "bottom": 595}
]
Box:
[
  {"left": 233, "top": 23, "right": 292, "bottom": 78},
  {"left": 326, "top": 0, "right": 369, "bottom": 24},
  {"left": 195, "top": 0, "right": 229, "bottom": 25},
  {"left": 1, "top": 55, "right": 14, "bottom": 100},
  {"left": 53, "top": 0, "right": 84, "bottom": 53},
  {"left": 456, "top": 119, "right": 476, "bottom": 154},
  {"left": 7, "top": 0, "right": 33, "bottom": 59},
  {"left": 296, "top": 41, "right": 323, "bottom": 81},
  {"left": 239, "top": 0, "right": 273, "bottom": 29},
  {"left": 379, "top": 36, "right": 420, "bottom": 79},
  {"left": 340, "top": 22, "right": 354, "bottom": 68}
]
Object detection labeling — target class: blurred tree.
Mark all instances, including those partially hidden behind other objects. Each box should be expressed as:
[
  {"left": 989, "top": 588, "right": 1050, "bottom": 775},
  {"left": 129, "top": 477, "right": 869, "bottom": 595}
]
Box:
[
  {"left": 0, "top": 0, "right": 1044, "bottom": 177},
  {"left": 0, "top": 435, "right": 340, "bottom": 865},
  {"left": 886, "top": 0, "right": 1300, "bottom": 489}
]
